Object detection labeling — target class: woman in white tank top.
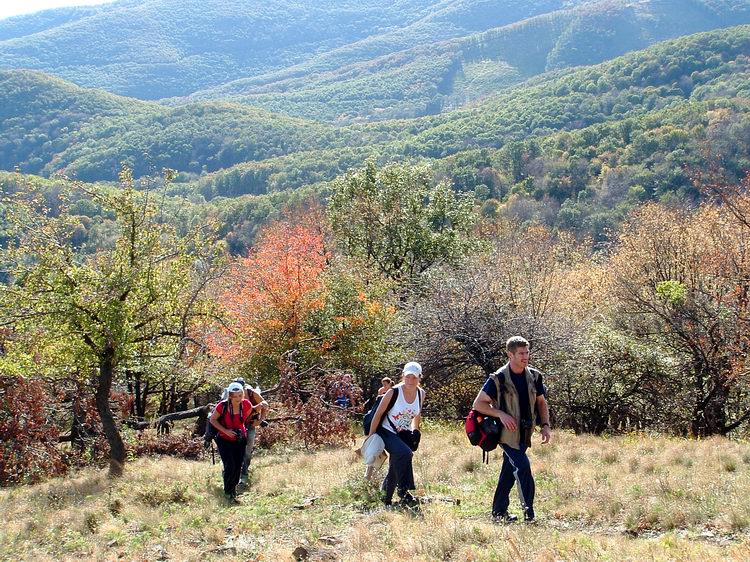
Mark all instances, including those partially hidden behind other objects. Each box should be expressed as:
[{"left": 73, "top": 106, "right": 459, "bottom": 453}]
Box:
[
  {"left": 384, "top": 379, "right": 422, "bottom": 433},
  {"left": 366, "top": 361, "right": 425, "bottom": 507}
]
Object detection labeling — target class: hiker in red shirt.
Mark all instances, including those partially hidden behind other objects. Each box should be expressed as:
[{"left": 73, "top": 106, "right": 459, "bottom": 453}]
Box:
[{"left": 209, "top": 381, "right": 252, "bottom": 502}]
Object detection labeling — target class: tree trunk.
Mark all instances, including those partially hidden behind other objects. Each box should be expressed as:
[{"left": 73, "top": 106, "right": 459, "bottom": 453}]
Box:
[
  {"left": 125, "top": 370, "right": 135, "bottom": 417},
  {"left": 125, "top": 370, "right": 148, "bottom": 419},
  {"left": 134, "top": 371, "right": 145, "bottom": 419},
  {"left": 691, "top": 374, "right": 729, "bottom": 437},
  {"left": 168, "top": 382, "right": 178, "bottom": 414},
  {"left": 138, "top": 377, "right": 151, "bottom": 420},
  {"left": 148, "top": 405, "right": 211, "bottom": 434},
  {"left": 158, "top": 383, "right": 168, "bottom": 416},
  {"left": 96, "top": 345, "right": 126, "bottom": 477},
  {"left": 70, "top": 410, "right": 89, "bottom": 451}
]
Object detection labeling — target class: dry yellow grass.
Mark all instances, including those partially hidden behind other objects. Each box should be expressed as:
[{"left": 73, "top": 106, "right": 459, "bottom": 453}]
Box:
[{"left": 1, "top": 425, "right": 749, "bottom": 561}]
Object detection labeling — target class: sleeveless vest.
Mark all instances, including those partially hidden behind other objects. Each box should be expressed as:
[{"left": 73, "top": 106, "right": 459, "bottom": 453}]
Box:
[{"left": 490, "top": 363, "right": 539, "bottom": 449}]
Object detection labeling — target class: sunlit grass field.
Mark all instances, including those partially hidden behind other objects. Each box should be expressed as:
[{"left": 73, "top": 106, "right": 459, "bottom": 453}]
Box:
[{"left": 2, "top": 424, "right": 749, "bottom": 560}]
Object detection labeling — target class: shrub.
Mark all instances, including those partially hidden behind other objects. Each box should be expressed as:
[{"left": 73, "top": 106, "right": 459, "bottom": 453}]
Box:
[
  {"left": 0, "top": 375, "right": 69, "bottom": 485},
  {"left": 131, "top": 431, "right": 205, "bottom": 460}
]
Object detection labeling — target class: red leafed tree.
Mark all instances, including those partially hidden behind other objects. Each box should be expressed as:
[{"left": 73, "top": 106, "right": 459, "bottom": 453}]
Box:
[
  {"left": 0, "top": 375, "right": 68, "bottom": 485},
  {"left": 211, "top": 217, "right": 330, "bottom": 380}
]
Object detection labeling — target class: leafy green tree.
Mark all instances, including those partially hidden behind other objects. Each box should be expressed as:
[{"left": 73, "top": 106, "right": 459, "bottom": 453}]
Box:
[
  {"left": 548, "top": 326, "right": 677, "bottom": 434},
  {"left": 327, "top": 160, "right": 478, "bottom": 290},
  {"left": 0, "top": 169, "right": 223, "bottom": 476}
]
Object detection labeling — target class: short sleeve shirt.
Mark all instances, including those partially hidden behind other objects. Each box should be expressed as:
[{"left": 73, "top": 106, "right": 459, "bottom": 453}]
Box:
[
  {"left": 482, "top": 369, "right": 546, "bottom": 422},
  {"left": 216, "top": 399, "right": 252, "bottom": 441}
]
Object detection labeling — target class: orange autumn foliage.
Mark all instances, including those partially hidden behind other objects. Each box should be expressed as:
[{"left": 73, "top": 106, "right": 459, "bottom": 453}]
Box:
[{"left": 211, "top": 219, "right": 329, "bottom": 363}]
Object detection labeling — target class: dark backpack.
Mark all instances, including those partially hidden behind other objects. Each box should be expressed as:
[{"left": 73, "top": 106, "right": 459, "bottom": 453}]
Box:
[{"left": 363, "top": 386, "right": 423, "bottom": 435}]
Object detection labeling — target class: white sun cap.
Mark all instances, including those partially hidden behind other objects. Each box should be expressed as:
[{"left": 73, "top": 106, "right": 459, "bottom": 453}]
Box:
[
  {"left": 227, "top": 382, "right": 244, "bottom": 393},
  {"left": 402, "top": 361, "right": 422, "bottom": 377}
]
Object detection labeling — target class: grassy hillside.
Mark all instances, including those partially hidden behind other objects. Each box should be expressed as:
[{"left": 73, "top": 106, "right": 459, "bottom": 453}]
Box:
[
  {"left": 186, "top": 0, "right": 750, "bottom": 123},
  {"left": 1, "top": 427, "right": 749, "bottom": 560},
  {"left": 0, "top": 0, "right": 576, "bottom": 100}
]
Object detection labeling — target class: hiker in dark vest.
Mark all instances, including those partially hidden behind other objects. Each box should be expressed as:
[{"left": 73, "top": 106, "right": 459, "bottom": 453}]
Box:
[
  {"left": 210, "top": 381, "right": 253, "bottom": 503},
  {"left": 367, "top": 361, "right": 425, "bottom": 507},
  {"left": 472, "top": 336, "right": 551, "bottom": 522}
]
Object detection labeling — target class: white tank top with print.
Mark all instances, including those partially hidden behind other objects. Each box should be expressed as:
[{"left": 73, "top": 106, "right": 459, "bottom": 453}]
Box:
[{"left": 384, "top": 383, "right": 421, "bottom": 434}]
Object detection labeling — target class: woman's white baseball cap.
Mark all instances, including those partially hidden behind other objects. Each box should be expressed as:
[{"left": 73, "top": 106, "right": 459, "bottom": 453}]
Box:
[
  {"left": 227, "top": 382, "right": 244, "bottom": 393},
  {"left": 402, "top": 361, "right": 422, "bottom": 377}
]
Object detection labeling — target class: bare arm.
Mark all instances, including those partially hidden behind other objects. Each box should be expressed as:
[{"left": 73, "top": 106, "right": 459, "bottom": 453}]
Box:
[
  {"left": 536, "top": 394, "right": 551, "bottom": 444},
  {"left": 256, "top": 401, "right": 269, "bottom": 420},
  {"left": 250, "top": 390, "right": 269, "bottom": 425},
  {"left": 367, "top": 388, "right": 394, "bottom": 437},
  {"left": 412, "top": 389, "right": 425, "bottom": 430},
  {"left": 473, "top": 390, "right": 517, "bottom": 431}
]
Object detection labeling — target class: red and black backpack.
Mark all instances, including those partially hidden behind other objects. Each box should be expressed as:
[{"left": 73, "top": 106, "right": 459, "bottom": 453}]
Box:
[{"left": 465, "top": 374, "right": 505, "bottom": 462}]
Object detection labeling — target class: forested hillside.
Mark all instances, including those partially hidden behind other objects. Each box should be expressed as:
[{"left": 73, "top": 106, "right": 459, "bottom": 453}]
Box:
[
  {"left": 0, "top": 70, "right": 335, "bottom": 180},
  {"left": 0, "top": 0, "right": 578, "bottom": 99},
  {"left": 4, "top": 25, "right": 750, "bottom": 192},
  {"left": 187, "top": 0, "right": 750, "bottom": 122}
]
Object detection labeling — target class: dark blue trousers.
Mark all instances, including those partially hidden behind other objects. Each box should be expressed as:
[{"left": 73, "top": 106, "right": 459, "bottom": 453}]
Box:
[
  {"left": 493, "top": 443, "right": 535, "bottom": 518},
  {"left": 377, "top": 428, "right": 415, "bottom": 502}
]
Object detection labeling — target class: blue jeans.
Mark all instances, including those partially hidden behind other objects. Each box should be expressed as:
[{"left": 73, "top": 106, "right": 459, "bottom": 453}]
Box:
[
  {"left": 376, "top": 428, "right": 415, "bottom": 502},
  {"left": 493, "top": 444, "right": 535, "bottom": 518}
]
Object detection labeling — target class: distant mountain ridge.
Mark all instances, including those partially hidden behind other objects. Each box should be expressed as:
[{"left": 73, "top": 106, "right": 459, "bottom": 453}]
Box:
[
  {"left": 0, "top": 4, "right": 106, "bottom": 41},
  {"left": 0, "top": 69, "right": 333, "bottom": 181},
  {"left": 191, "top": 24, "right": 750, "bottom": 199},
  {"left": 1, "top": 0, "right": 747, "bottom": 119},
  {"left": 182, "top": 0, "right": 750, "bottom": 123},
  {"left": 2, "top": 25, "right": 749, "bottom": 189},
  {"left": 0, "top": 0, "right": 579, "bottom": 100}
]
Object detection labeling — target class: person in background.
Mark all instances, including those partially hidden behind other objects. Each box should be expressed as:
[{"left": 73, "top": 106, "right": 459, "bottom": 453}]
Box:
[
  {"left": 239, "top": 383, "right": 268, "bottom": 487},
  {"left": 210, "top": 381, "right": 252, "bottom": 503},
  {"left": 377, "top": 377, "right": 394, "bottom": 396},
  {"left": 367, "top": 362, "right": 424, "bottom": 508},
  {"left": 334, "top": 373, "right": 354, "bottom": 409}
]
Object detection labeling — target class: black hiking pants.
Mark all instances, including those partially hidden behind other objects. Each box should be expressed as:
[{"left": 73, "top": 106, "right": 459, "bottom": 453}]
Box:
[{"left": 216, "top": 436, "right": 246, "bottom": 495}]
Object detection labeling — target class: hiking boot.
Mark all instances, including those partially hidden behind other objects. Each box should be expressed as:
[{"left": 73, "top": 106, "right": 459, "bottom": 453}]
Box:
[
  {"left": 492, "top": 511, "right": 519, "bottom": 523},
  {"left": 399, "top": 493, "right": 419, "bottom": 509},
  {"left": 524, "top": 509, "right": 535, "bottom": 523}
]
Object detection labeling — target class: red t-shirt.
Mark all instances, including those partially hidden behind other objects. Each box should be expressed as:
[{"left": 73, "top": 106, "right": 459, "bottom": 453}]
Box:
[{"left": 216, "top": 399, "right": 252, "bottom": 441}]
